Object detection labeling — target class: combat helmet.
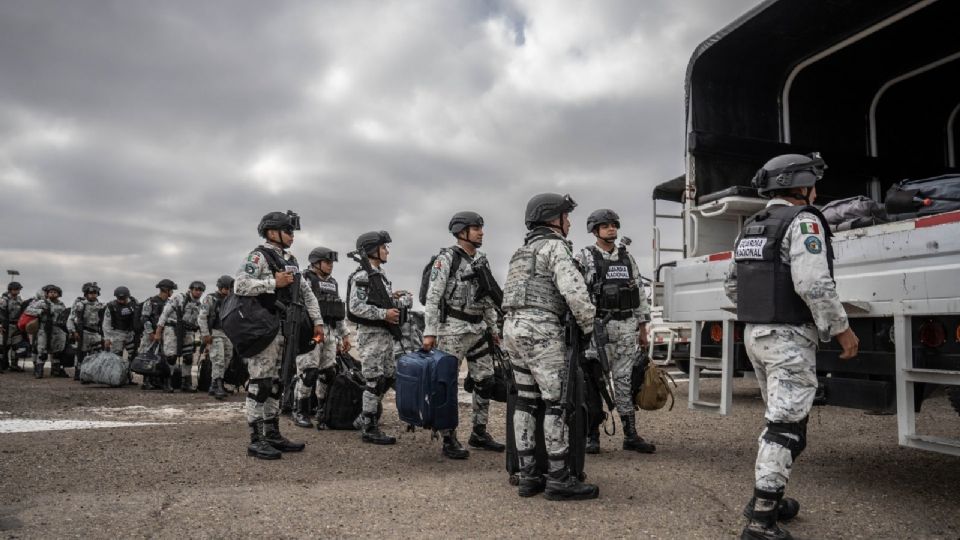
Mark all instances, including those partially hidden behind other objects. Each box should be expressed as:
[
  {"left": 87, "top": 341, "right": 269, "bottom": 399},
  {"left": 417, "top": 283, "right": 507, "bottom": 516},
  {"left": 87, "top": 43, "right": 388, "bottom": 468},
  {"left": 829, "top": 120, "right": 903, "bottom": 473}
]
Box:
[
  {"left": 586, "top": 209, "right": 621, "bottom": 233},
  {"left": 308, "top": 247, "right": 338, "bottom": 264},
  {"left": 448, "top": 211, "right": 484, "bottom": 236},
  {"left": 355, "top": 231, "right": 392, "bottom": 257},
  {"left": 751, "top": 153, "right": 826, "bottom": 198},
  {"left": 216, "top": 275, "right": 235, "bottom": 290}
]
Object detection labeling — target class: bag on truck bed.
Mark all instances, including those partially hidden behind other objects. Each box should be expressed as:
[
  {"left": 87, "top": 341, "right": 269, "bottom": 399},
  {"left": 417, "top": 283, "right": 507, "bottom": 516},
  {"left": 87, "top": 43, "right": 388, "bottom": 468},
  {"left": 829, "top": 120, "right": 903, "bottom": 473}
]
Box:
[
  {"left": 820, "top": 195, "right": 888, "bottom": 231},
  {"left": 885, "top": 174, "right": 960, "bottom": 219},
  {"left": 80, "top": 351, "right": 128, "bottom": 387}
]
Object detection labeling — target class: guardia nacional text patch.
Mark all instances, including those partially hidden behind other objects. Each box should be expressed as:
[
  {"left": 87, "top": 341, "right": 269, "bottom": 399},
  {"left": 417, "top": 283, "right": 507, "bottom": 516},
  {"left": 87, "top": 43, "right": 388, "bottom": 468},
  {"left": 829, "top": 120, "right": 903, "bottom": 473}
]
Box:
[{"left": 735, "top": 237, "right": 766, "bottom": 260}]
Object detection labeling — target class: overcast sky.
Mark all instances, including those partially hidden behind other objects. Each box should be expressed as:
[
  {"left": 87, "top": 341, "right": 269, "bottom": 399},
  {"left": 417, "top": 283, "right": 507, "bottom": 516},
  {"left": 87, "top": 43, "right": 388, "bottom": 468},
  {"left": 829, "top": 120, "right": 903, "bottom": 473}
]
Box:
[{"left": 0, "top": 0, "right": 759, "bottom": 304}]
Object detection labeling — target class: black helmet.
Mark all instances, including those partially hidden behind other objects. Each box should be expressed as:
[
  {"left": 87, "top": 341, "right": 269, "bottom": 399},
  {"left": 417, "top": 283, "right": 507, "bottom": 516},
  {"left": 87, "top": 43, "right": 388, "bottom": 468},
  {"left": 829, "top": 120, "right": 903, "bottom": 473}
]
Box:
[
  {"left": 114, "top": 286, "right": 130, "bottom": 298},
  {"left": 81, "top": 282, "right": 101, "bottom": 295},
  {"left": 257, "top": 210, "right": 301, "bottom": 238},
  {"left": 216, "top": 275, "right": 235, "bottom": 290},
  {"left": 155, "top": 279, "right": 178, "bottom": 291},
  {"left": 751, "top": 152, "right": 826, "bottom": 198},
  {"left": 7, "top": 281, "right": 21, "bottom": 291},
  {"left": 44, "top": 284, "right": 63, "bottom": 296},
  {"left": 308, "top": 247, "right": 338, "bottom": 264},
  {"left": 448, "top": 211, "right": 484, "bottom": 236},
  {"left": 586, "top": 209, "right": 621, "bottom": 233},
  {"left": 524, "top": 193, "right": 577, "bottom": 230},
  {"left": 188, "top": 280, "right": 206, "bottom": 292},
  {"left": 356, "top": 231, "right": 392, "bottom": 256}
]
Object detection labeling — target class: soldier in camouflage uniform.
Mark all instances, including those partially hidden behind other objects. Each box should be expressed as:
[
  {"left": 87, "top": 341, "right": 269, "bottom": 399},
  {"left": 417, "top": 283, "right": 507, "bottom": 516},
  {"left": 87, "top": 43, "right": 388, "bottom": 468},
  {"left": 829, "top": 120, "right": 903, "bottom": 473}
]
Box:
[
  {"left": 67, "top": 282, "right": 105, "bottom": 381},
  {"left": 103, "top": 286, "right": 139, "bottom": 384},
  {"left": 234, "top": 211, "right": 324, "bottom": 460},
  {"left": 422, "top": 211, "right": 505, "bottom": 459},
  {"left": 199, "top": 275, "right": 234, "bottom": 400},
  {"left": 138, "top": 279, "right": 175, "bottom": 390},
  {"left": 291, "top": 247, "right": 350, "bottom": 429},
  {"left": 155, "top": 281, "right": 205, "bottom": 393},
  {"left": 26, "top": 285, "right": 69, "bottom": 378},
  {"left": 575, "top": 209, "right": 656, "bottom": 455},
  {"left": 0, "top": 282, "right": 25, "bottom": 372},
  {"left": 502, "top": 193, "right": 599, "bottom": 501},
  {"left": 347, "top": 230, "right": 404, "bottom": 446},
  {"left": 725, "top": 154, "right": 859, "bottom": 540}
]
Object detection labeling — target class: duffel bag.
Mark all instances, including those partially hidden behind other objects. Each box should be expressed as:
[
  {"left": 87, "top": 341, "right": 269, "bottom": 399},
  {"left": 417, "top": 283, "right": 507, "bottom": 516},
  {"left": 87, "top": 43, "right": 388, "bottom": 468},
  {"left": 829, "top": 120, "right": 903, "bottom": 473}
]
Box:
[
  {"left": 131, "top": 344, "right": 169, "bottom": 377},
  {"left": 219, "top": 294, "right": 280, "bottom": 358},
  {"left": 821, "top": 195, "right": 888, "bottom": 231},
  {"left": 80, "top": 351, "right": 128, "bottom": 387},
  {"left": 885, "top": 174, "right": 960, "bottom": 218}
]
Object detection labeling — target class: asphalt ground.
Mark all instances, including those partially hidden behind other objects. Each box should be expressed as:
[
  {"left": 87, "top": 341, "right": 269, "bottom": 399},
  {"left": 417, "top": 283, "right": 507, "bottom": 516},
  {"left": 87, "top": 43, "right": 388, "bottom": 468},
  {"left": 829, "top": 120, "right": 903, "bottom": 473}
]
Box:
[{"left": 1, "top": 368, "right": 958, "bottom": 539}]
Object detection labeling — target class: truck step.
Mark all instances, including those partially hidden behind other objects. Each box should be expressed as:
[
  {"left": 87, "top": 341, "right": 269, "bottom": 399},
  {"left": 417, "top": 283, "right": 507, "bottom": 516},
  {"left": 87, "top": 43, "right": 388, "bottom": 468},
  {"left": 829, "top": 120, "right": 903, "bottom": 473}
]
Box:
[
  {"left": 901, "top": 368, "right": 960, "bottom": 386},
  {"left": 905, "top": 435, "right": 960, "bottom": 457},
  {"left": 691, "top": 358, "right": 722, "bottom": 370},
  {"left": 689, "top": 400, "right": 720, "bottom": 411}
]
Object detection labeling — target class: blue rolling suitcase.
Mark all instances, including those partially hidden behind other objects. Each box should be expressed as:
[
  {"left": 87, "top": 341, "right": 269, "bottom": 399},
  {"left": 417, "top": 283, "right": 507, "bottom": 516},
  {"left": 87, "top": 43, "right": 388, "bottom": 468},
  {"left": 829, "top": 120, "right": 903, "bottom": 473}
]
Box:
[{"left": 396, "top": 349, "right": 459, "bottom": 431}]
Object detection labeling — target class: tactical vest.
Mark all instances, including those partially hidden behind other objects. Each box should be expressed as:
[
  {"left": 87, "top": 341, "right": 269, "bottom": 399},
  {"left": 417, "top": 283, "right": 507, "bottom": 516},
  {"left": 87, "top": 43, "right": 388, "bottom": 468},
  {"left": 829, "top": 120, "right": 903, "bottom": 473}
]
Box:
[
  {"left": 255, "top": 246, "right": 298, "bottom": 313},
  {"left": 146, "top": 295, "right": 165, "bottom": 327},
  {"left": 588, "top": 245, "right": 641, "bottom": 314},
  {"left": 346, "top": 267, "right": 395, "bottom": 329},
  {"left": 207, "top": 294, "right": 225, "bottom": 331},
  {"left": 502, "top": 235, "right": 567, "bottom": 317},
  {"left": 305, "top": 270, "right": 345, "bottom": 324},
  {"left": 107, "top": 300, "right": 137, "bottom": 332},
  {"left": 734, "top": 204, "right": 835, "bottom": 324}
]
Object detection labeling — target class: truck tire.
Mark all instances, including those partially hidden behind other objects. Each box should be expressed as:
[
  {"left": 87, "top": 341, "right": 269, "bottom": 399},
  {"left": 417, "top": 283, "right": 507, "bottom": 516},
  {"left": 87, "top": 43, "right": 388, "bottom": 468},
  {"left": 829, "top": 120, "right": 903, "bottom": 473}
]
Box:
[{"left": 949, "top": 387, "right": 960, "bottom": 416}]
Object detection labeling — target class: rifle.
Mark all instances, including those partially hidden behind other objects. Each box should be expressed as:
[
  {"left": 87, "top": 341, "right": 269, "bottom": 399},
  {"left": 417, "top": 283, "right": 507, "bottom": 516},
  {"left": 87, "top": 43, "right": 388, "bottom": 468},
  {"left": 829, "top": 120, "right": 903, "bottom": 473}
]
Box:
[
  {"left": 591, "top": 313, "right": 618, "bottom": 412},
  {"left": 465, "top": 257, "right": 503, "bottom": 308},
  {"left": 562, "top": 312, "right": 587, "bottom": 419},
  {"left": 174, "top": 299, "right": 186, "bottom": 359},
  {"left": 279, "top": 262, "right": 309, "bottom": 412},
  {"left": 347, "top": 250, "right": 406, "bottom": 342},
  {"left": 75, "top": 301, "right": 85, "bottom": 353}
]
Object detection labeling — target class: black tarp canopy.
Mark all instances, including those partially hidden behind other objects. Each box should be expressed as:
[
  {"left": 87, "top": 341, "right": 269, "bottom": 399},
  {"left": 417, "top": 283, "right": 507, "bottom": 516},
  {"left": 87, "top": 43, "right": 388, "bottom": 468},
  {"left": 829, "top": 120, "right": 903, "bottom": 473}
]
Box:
[
  {"left": 680, "top": 0, "right": 960, "bottom": 204},
  {"left": 653, "top": 175, "right": 686, "bottom": 203}
]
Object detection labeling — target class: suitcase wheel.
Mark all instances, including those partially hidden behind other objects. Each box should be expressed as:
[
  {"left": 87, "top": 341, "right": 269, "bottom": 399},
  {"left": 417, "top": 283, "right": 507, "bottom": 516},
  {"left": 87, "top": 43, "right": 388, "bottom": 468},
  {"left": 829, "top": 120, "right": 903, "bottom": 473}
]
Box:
[{"left": 508, "top": 474, "right": 519, "bottom": 486}]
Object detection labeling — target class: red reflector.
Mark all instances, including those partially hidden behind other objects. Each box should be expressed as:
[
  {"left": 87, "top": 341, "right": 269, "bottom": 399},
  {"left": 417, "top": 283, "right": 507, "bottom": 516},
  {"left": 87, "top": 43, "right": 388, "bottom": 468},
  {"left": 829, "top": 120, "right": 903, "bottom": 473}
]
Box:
[
  {"left": 916, "top": 211, "right": 960, "bottom": 229},
  {"left": 709, "top": 323, "right": 723, "bottom": 343},
  {"left": 708, "top": 252, "right": 732, "bottom": 261},
  {"left": 919, "top": 320, "right": 946, "bottom": 348}
]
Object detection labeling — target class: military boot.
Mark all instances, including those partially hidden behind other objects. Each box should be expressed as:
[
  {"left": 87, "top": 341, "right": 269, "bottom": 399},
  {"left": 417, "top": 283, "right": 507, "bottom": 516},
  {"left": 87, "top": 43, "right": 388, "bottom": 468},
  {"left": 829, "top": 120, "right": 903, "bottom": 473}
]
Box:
[
  {"left": 544, "top": 466, "right": 600, "bottom": 501},
  {"left": 743, "top": 496, "right": 800, "bottom": 522},
  {"left": 740, "top": 489, "right": 793, "bottom": 540},
  {"left": 34, "top": 356, "right": 45, "bottom": 378},
  {"left": 207, "top": 380, "right": 217, "bottom": 396},
  {"left": 163, "top": 375, "right": 174, "bottom": 393},
  {"left": 468, "top": 424, "right": 506, "bottom": 452},
  {"left": 621, "top": 413, "right": 656, "bottom": 453},
  {"left": 181, "top": 372, "right": 197, "bottom": 393},
  {"left": 0, "top": 349, "right": 8, "bottom": 372},
  {"left": 247, "top": 420, "right": 282, "bottom": 460},
  {"left": 585, "top": 427, "right": 601, "bottom": 454},
  {"left": 212, "top": 378, "right": 227, "bottom": 400},
  {"left": 442, "top": 430, "right": 470, "bottom": 459},
  {"left": 10, "top": 357, "right": 24, "bottom": 372},
  {"left": 361, "top": 412, "right": 396, "bottom": 445},
  {"left": 292, "top": 397, "right": 314, "bottom": 428},
  {"left": 262, "top": 417, "right": 305, "bottom": 452},
  {"left": 314, "top": 400, "right": 328, "bottom": 430},
  {"left": 517, "top": 463, "right": 546, "bottom": 498},
  {"left": 73, "top": 357, "right": 82, "bottom": 381},
  {"left": 51, "top": 362, "right": 69, "bottom": 378}
]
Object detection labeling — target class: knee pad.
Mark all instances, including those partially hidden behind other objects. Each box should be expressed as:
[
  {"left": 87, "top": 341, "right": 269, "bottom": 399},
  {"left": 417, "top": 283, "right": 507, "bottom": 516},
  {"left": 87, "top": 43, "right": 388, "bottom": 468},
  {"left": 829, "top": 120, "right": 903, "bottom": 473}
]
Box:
[
  {"left": 318, "top": 366, "right": 337, "bottom": 385},
  {"left": 473, "top": 376, "right": 495, "bottom": 400},
  {"left": 182, "top": 354, "right": 193, "bottom": 365},
  {"left": 542, "top": 399, "right": 563, "bottom": 418},
  {"left": 301, "top": 367, "right": 320, "bottom": 388},
  {"left": 38, "top": 353, "right": 49, "bottom": 361},
  {"left": 269, "top": 378, "right": 282, "bottom": 400},
  {"left": 165, "top": 356, "right": 177, "bottom": 366},
  {"left": 514, "top": 395, "right": 541, "bottom": 415},
  {"left": 15, "top": 342, "right": 30, "bottom": 358},
  {"left": 366, "top": 376, "right": 386, "bottom": 397},
  {"left": 763, "top": 417, "right": 808, "bottom": 460},
  {"left": 247, "top": 377, "right": 273, "bottom": 403},
  {"left": 382, "top": 376, "right": 396, "bottom": 394}
]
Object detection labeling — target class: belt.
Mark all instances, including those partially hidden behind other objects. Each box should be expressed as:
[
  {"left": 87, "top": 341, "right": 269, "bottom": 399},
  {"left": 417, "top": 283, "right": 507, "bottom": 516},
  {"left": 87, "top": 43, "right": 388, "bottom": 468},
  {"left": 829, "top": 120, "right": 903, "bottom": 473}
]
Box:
[
  {"left": 444, "top": 306, "right": 483, "bottom": 324},
  {"left": 597, "top": 310, "right": 633, "bottom": 322}
]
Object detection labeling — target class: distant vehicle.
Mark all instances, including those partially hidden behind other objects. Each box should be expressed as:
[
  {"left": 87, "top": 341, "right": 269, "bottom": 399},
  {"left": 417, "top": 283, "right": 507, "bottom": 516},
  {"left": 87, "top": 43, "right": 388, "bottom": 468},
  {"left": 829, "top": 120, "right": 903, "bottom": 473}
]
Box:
[{"left": 653, "top": 0, "right": 960, "bottom": 456}]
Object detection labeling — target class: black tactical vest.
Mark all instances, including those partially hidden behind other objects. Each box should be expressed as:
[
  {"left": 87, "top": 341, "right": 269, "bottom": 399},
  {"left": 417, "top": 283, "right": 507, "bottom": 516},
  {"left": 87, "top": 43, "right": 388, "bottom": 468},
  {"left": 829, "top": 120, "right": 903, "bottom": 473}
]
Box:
[
  {"left": 255, "top": 246, "right": 298, "bottom": 313},
  {"left": 735, "top": 204, "right": 834, "bottom": 324},
  {"left": 208, "top": 293, "right": 225, "bottom": 331},
  {"left": 305, "top": 270, "right": 345, "bottom": 324},
  {"left": 108, "top": 300, "right": 137, "bottom": 331},
  {"left": 588, "top": 246, "right": 641, "bottom": 312},
  {"left": 147, "top": 295, "right": 165, "bottom": 326}
]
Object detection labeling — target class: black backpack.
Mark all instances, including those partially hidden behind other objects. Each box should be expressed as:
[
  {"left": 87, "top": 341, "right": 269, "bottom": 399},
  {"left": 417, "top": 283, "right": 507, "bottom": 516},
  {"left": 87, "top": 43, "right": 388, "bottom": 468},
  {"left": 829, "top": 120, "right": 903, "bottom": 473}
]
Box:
[{"left": 418, "top": 247, "right": 465, "bottom": 305}]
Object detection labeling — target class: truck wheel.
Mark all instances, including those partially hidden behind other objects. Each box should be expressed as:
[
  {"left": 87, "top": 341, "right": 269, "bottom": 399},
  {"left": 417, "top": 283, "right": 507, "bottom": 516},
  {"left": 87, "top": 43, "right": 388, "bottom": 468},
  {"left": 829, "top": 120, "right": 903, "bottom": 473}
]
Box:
[{"left": 948, "top": 387, "right": 960, "bottom": 416}]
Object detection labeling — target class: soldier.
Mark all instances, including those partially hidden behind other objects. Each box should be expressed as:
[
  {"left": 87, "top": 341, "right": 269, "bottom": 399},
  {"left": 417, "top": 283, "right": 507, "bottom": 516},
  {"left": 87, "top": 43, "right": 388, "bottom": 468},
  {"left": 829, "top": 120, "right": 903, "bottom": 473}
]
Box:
[
  {"left": 67, "top": 282, "right": 105, "bottom": 381},
  {"left": 199, "top": 275, "right": 234, "bottom": 400},
  {"left": 0, "top": 282, "right": 25, "bottom": 372},
  {"left": 234, "top": 211, "right": 324, "bottom": 460},
  {"left": 139, "top": 279, "right": 175, "bottom": 390},
  {"left": 346, "top": 230, "right": 404, "bottom": 445},
  {"left": 422, "top": 211, "right": 505, "bottom": 459},
  {"left": 25, "top": 285, "right": 69, "bottom": 378},
  {"left": 155, "top": 281, "right": 205, "bottom": 393},
  {"left": 291, "top": 247, "right": 350, "bottom": 429},
  {"left": 502, "top": 193, "right": 599, "bottom": 500},
  {"left": 575, "top": 209, "right": 656, "bottom": 455},
  {"left": 725, "top": 153, "right": 859, "bottom": 540},
  {"left": 103, "top": 286, "right": 139, "bottom": 384}
]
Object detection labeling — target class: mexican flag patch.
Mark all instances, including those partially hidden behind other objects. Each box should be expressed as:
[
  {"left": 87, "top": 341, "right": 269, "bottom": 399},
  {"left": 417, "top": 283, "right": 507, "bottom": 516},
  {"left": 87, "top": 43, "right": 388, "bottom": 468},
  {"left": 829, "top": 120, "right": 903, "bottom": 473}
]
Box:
[{"left": 800, "top": 222, "right": 820, "bottom": 235}]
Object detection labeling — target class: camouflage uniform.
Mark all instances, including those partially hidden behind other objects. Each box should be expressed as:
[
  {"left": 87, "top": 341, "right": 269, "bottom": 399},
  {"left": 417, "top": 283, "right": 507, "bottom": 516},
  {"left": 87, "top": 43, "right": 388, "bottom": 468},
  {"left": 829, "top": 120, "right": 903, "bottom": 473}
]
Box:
[
  {"left": 67, "top": 297, "right": 105, "bottom": 353},
  {"left": 294, "top": 271, "right": 347, "bottom": 401},
  {"left": 234, "top": 243, "right": 323, "bottom": 425},
  {"left": 198, "top": 292, "right": 232, "bottom": 381},
  {"left": 575, "top": 245, "right": 650, "bottom": 416},
  {"left": 724, "top": 198, "right": 848, "bottom": 494},
  {"left": 393, "top": 310, "right": 423, "bottom": 360},
  {"left": 138, "top": 295, "right": 168, "bottom": 354},
  {"left": 347, "top": 268, "right": 406, "bottom": 422},
  {"left": 502, "top": 227, "right": 596, "bottom": 475},
  {"left": 0, "top": 292, "right": 25, "bottom": 369},
  {"left": 103, "top": 297, "right": 139, "bottom": 358},
  {"left": 157, "top": 292, "right": 202, "bottom": 383},
  {"left": 26, "top": 298, "right": 68, "bottom": 368},
  {"left": 423, "top": 247, "right": 499, "bottom": 428}
]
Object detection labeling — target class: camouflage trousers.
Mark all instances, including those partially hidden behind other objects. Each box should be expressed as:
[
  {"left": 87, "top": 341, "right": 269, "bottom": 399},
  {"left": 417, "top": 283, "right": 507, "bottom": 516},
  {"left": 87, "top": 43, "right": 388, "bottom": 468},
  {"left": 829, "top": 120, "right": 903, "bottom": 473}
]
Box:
[
  {"left": 294, "top": 336, "right": 337, "bottom": 400},
  {"left": 244, "top": 332, "right": 283, "bottom": 423},
  {"left": 75, "top": 329, "right": 104, "bottom": 353},
  {"left": 596, "top": 316, "right": 642, "bottom": 417},
  {"left": 36, "top": 328, "right": 66, "bottom": 355},
  {"left": 207, "top": 330, "right": 233, "bottom": 380},
  {"left": 357, "top": 329, "right": 396, "bottom": 416},
  {"left": 161, "top": 327, "right": 197, "bottom": 375},
  {"left": 503, "top": 316, "right": 568, "bottom": 474},
  {"left": 744, "top": 323, "right": 818, "bottom": 493},
  {"left": 105, "top": 330, "right": 137, "bottom": 358},
  {"left": 437, "top": 332, "right": 493, "bottom": 428}
]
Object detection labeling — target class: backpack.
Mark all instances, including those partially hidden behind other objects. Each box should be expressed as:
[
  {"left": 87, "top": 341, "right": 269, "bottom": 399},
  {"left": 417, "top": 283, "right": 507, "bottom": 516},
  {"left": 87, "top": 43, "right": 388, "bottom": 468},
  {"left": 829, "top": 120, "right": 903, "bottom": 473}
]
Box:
[
  {"left": 418, "top": 247, "right": 464, "bottom": 305},
  {"left": 820, "top": 195, "right": 888, "bottom": 232},
  {"left": 17, "top": 301, "right": 37, "bottom": 334},
  {"left": 634, "top": 356, "right": 676, "bottom": 411}
]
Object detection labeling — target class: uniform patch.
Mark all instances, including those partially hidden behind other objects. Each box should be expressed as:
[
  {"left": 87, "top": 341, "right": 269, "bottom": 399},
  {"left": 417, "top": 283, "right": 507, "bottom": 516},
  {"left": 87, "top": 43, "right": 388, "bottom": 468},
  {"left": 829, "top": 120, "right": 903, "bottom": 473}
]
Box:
[
  {"left": 244, "top": 263, "right": 257, "bottom": 275},
  {"left": 247, "top": 253, "right": 261, "bottom": 264},
  {"left": 317, "top": 280, "right": 337, "bottom": 293},
  {"left": 605, "top": 265, "right": 629, "bottom": 280},
  {"left": 799, "top": 221, "right": 820, "bottom": 235},
  {"left": 804, "top": 236, "right": 823, "bottom": 254},
  {"left": 434, "top": 259, "right": 443, "bottom": 269},
  {"left": 430, "top": 268, "right": 439, "bottom": 281},
  {"left": 735, "top": 237, "right": 767, "bottom": 260}
]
